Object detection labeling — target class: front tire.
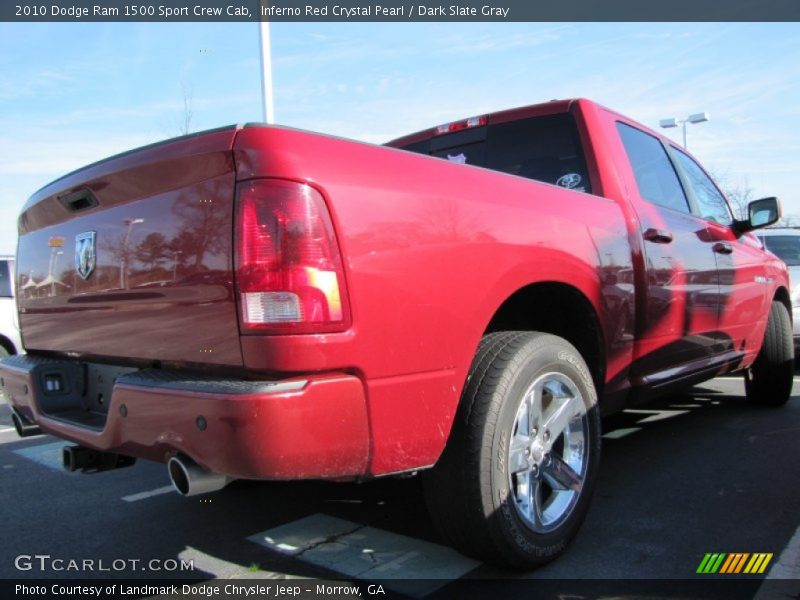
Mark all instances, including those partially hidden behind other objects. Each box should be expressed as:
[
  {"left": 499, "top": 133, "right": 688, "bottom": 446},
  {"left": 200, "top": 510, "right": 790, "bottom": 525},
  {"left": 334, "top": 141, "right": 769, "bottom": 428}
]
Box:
[
  {"left": 423, "top": 331, "right": 602, "bottom": 569},
  {"left": 745, "top": 301, "right": 794, "bottom": 407}
]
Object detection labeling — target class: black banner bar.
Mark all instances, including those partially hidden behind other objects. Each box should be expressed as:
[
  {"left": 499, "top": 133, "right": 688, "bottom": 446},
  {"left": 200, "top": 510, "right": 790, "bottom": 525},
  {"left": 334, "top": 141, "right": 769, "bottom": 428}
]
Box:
[
  {"left": 0, "top": 578, "right": 776, "bottom": 600},
  {"left": 2, "top": 0, "right": 800, "bottom": 22}
]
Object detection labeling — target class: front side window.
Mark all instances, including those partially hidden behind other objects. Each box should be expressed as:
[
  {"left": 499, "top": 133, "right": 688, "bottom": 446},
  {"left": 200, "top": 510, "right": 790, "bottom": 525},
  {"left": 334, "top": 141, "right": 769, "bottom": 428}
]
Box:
[
  {"left": 616, "top": 122, "right": 690, "bottom": 214},
  {"left": 673, "top": 148, "right": 733, "bottom": 226}
]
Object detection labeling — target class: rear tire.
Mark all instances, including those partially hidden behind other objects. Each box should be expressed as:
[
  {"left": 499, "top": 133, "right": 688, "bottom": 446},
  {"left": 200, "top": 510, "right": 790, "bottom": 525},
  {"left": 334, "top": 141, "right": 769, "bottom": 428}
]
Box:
[
  {"left": 745, "top": 301, "right": 794, "bottom": 407},
  {"left": 423, "top": 331, "right": 601, "bottom": 569}
]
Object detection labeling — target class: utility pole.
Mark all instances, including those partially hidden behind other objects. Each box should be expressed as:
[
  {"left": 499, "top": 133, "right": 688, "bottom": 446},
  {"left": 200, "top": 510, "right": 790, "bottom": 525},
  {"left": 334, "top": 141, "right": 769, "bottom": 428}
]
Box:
[
  {"left": 258, "top": 14, "right": 275, "bottom": 124},
  {"left": 120, "top": 218, "right": 143, "bottom": 290}
]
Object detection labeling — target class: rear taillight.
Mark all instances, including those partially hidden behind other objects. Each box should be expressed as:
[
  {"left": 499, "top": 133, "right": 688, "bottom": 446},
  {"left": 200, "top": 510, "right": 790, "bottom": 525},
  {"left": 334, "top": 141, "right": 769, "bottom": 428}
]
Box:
[{"left": 234, "top": 179, "right": 349, "bottom": 334}]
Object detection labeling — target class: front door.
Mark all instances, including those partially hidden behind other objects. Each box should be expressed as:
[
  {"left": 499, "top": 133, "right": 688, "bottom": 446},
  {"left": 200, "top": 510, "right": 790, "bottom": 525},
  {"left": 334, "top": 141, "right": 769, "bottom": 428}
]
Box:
[{"left": 670, "top": 146, "right": 770, "bottom": 363}]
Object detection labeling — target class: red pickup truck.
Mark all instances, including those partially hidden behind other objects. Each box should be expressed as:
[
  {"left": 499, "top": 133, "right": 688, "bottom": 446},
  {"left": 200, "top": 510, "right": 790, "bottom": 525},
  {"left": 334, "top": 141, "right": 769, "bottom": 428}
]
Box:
[{"left": 1, "top": 98, "right": 792, "bottom": 569}]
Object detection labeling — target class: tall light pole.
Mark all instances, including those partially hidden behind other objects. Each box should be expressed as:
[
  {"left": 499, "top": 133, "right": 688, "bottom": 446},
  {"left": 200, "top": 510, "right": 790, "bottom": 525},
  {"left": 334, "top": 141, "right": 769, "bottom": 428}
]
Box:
[
  {"left": 258, "top": 14, "right": 275, "bottom": 124},
  {"left": 120, "top": 218, "right": 144, "bottom": 290},
  {"left": 659, "top": 112, "right": 710, "bottom": 149},
  {"left": 47, "top": 249, "right": 63, "bottom": 297},
  {"left": 171, "top": 249, "right": 182, "bottom": 282}
]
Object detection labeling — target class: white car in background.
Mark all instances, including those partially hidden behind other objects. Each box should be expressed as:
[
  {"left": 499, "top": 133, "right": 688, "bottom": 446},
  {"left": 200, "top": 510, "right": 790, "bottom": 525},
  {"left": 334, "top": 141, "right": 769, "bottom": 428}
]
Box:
[
  {"left": 757, "top": 229, "right": 800, "bottom": 352},
  {"left": 0, "top": 256, "right": 22, "bottom": 357}
]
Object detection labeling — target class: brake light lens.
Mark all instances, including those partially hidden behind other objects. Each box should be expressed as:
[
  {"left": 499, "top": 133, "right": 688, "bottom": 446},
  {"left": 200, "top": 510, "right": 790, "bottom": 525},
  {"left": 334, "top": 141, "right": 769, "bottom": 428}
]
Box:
[
  {"left": 235, "top": 179, "right": 349, "bottom": 334},
  {"left": 435, "top": 115, "right": 487, "bottom": 136}
]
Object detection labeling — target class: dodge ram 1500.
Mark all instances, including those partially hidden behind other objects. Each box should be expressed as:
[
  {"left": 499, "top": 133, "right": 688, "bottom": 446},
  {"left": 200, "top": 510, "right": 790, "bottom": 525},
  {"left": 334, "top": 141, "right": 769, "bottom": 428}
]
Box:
[{"left": 1, "top": 98, "right": 792, "bottom": 568}]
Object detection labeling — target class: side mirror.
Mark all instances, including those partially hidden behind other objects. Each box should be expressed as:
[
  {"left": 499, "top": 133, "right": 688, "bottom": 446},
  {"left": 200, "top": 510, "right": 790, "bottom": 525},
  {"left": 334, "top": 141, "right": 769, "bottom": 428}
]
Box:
[{"left": 735, "top": 197, "right": 781, "bottom": 233}]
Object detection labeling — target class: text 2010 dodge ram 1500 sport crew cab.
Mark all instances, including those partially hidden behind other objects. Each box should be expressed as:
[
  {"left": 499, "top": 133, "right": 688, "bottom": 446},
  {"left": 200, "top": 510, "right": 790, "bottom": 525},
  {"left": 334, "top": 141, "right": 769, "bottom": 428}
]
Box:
[{"left": 1, "top": 98, "right": 792, "bottom": 568}]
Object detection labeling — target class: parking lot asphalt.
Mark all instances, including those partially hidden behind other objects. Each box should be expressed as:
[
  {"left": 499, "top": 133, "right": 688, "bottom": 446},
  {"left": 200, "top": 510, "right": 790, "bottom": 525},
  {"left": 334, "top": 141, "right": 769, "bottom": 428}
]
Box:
[{"left": 1, "top": 376, "right": 799, "bottom": 597}]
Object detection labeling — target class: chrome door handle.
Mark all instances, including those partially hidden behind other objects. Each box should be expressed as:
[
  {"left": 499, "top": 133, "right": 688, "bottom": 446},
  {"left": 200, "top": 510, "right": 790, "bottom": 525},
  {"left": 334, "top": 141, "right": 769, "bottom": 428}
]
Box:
[{"left": 643, "top": 228, "right": 674, "bottom": 244}]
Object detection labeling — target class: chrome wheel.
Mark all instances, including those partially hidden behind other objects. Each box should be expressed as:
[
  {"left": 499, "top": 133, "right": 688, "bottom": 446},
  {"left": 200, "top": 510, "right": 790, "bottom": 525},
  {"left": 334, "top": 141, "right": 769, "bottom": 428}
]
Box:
[
  {"left": 423, "top": 332, "right": 601, "bottom": 568},
  {"left": 507, "top": 371, "right": 588, "bottom": 533}
]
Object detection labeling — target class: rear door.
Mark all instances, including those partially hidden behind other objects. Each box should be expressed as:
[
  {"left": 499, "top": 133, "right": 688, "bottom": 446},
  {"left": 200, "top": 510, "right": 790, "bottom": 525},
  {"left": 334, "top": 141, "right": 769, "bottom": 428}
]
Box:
[{"left": 615, "top": 122, "right": 722, "bottom": 383}]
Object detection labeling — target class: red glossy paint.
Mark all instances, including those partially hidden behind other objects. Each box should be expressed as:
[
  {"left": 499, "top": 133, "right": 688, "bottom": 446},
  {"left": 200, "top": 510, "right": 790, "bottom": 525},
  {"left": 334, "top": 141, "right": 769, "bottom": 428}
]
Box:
[
  {"left": 0, "top": 99, "right": 789, "bottom": 480},
  {"left": 16, "top": 127, "right": 243, "bottom": 366},
  {"left": 2, "top": 361, "right": 369, "bottom": 480}
]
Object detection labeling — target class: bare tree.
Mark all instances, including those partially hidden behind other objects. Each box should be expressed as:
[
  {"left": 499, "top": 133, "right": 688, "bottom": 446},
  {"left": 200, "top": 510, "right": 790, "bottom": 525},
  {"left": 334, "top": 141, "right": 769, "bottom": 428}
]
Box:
[
  {"left": 710, "top": 169, "right": 754, "bottom": 220},
  {"left": 171, "top": 192, "right": 227, "bottom": 269},
  {"left": 178, "top": 80, "right": 194, "bottom": 136},
  {"left": 711, "top": 169, "right": 800, "bottom": 227}
]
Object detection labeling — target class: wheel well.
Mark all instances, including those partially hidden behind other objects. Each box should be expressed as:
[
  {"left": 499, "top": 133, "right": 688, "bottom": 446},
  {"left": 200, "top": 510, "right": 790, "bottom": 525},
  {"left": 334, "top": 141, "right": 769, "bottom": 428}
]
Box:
[
  {"left": 774, "top": 286, "right": 791, "bottom": 320},
  {"left": 485, "top": 283, "right": 605, "bottom": 394},
  {"left": 0, "top": 335, "right": 16, "bottom": 355}
]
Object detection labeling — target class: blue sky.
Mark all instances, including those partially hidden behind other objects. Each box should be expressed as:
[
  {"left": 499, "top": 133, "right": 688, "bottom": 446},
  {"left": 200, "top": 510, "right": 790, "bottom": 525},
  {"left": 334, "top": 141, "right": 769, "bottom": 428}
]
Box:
[{"left": 0, "top": 22, "right": 798, "bottom": 255}]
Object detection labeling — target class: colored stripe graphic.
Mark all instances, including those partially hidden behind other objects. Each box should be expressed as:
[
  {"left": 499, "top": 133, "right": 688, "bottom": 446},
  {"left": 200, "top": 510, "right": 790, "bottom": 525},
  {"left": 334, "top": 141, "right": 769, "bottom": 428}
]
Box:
[
  {"left": 758, "top": 553, "right": 773, "bottom": 574},
  {"left": 744, "top": 553, "right": 773, "bottom": 574},
  {"left": 696, "top": 553, "right": 713, "bottom": 573},
  {"left": 697, "top": 553, "right": 727, "bottom": 573},
  {"left": 710, "top": 553, "right": 726, "bottom": 573},
  {"left": 733, "top": 553, "right": 750, "bottom": 574},
  {"left": 719, "top": 554, "right": 736, "bottom": 574},
  {"left": 698, "top": 552, "right": 773, "bottom": 575},
  {"left": 720, "top": 553, "right": 749, "bottom": 574}
]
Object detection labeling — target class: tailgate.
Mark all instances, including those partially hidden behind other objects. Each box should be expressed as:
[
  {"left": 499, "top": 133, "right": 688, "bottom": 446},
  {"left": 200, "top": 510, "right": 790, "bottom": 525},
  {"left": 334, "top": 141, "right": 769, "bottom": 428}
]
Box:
[{"left": 16, "top": 126, "right": 243, "bottom": 366}]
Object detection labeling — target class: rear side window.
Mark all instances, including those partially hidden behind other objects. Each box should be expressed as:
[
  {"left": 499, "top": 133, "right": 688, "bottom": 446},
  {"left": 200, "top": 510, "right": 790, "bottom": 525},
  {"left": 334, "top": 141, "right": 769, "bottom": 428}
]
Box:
[
  {"left": 0, "top": 260, "right": 11, "bottom": 298},
  {"left": 672, "top": 148, "right": 733, "bottom": 225},
  {"left": 616, "top": 122, "right": 690, "bottom": 214},
  {"left": 398, "top": 113, "right": 592, "bottom": 194}
]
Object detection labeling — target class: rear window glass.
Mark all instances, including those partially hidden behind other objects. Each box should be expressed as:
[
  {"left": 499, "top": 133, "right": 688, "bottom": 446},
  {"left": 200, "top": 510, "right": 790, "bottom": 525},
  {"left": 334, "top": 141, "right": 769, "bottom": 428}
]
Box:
[
  {"left": 397, "top": 113, "right": 592, "bottom": 194},
  {"left": 761, "top": 235, "right": 800, "bottom": 266},
  {"left": 0, "top": 260, "right": 12, "bottom": 297}
]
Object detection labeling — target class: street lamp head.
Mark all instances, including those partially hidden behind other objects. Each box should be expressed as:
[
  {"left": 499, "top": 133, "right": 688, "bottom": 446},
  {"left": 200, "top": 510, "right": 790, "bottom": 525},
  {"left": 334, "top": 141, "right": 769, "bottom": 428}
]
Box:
[
  {"left": 659, "top": 117, "right": 679, "bottom": 128},
  {"left": 687, "top": 112, "right": 710, "bottom": 124}
]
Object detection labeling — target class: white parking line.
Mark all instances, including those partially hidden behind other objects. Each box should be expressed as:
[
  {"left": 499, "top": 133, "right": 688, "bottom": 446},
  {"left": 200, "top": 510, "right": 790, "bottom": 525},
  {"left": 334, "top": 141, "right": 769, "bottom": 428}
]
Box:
[
  {"left": 602, "top": 427, "right": 641, "bottom": 440},
  {"left": 122, "top": 485, "right": 175, "bottom": 502},
  {"left": 249, "top": 514, "right": 479, "bottom": 597},
  {"left": 716, "top": 376, "right": 800, "bottom": 382},
  {"left": 12, "top": 441, "right": 65, "bottom": 471},
  {"left": 623, "top": 408, "right": 689, "bottom": 423}
]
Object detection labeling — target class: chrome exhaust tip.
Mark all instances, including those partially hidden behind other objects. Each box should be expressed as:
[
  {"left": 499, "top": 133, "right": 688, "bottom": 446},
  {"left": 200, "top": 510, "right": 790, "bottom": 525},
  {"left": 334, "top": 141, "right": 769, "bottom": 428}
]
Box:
[
  {"left": 168, "top": 455, "right": 231, "bottom": 497},
  {"left": 11, "top": 410, "right": 41, "bottom": 438},
  {"left": 62, "top": 445, "right": 136, "bottom": 473}
]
